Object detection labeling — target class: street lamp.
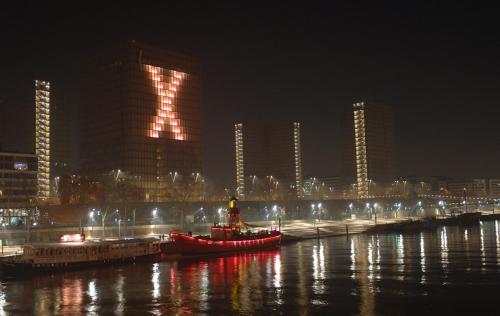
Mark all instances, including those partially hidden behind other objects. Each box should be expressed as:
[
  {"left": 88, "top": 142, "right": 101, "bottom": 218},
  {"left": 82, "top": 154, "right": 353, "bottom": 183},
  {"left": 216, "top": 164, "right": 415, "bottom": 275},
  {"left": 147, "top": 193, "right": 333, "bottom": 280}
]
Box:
[
  {"left": 114, "top": 209, "right": 121, "bottom": 238},
  {"left": 169, "top": 171, "right": 178, "bottom": 183},
  {"left": 89, "top": 209, "right": 96, "bottom": 237},
  {"left": 317, "top": 203, "right": 323, "bottom": 222},
  {"left": 151, "top": 208, "right": 159, "bottom": 234},
  {"left": 217, "top": 207, "right": 224, "bottom": 224}
]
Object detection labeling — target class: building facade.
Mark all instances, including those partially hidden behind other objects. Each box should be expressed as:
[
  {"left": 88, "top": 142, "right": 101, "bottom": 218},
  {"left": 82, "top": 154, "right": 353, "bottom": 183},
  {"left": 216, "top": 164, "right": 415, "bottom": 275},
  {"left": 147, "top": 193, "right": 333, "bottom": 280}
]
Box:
[
  {"left": 488, "top": 179, "right": 500, "bottom": 198},
  {"left": 445, "top": 179, "right": 488, "bottom": 198},
  {"left": 235, "top": 122, "right": 302, "bottom": 199},
  {"left": 344, "top": 102, "right": 396, "bottom": 197},
  {"left": 0, "top": 152, "right": 37, "bottom": 214},
  {"left": 81, "top": 40, "right": 202, "bottom": 201}
]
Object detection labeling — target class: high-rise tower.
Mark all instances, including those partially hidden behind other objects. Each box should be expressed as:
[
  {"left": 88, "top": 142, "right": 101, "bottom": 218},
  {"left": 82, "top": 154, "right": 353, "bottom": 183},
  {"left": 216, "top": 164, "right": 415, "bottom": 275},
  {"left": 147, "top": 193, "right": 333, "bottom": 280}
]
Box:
[
  {"left": 346, "top": 101, "right": 396, "bottom": 197},
  {"left": 35, "top": 80, "right": 51, "bottom": 199},
  {"left": 81, "top": 41, "right": 202, "bottom": 201},
  {"left": 234, "top": 122, "right": 303, "bottom": 199}
]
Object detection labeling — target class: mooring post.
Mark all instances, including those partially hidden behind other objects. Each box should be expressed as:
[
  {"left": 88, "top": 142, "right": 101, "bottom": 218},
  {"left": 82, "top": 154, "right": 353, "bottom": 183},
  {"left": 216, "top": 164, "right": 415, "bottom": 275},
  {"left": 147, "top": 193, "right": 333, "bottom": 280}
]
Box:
[
  {"left": 316, "top": 227, "right": 320, "bottom": 239},
  {"left": 346, "top": 224, "right": 349, "bottom": 237}
]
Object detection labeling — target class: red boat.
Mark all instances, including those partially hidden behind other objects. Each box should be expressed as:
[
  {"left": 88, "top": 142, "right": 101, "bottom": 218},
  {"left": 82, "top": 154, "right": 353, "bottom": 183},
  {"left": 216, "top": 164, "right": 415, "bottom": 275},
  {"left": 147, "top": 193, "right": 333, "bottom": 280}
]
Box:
[{"left": 170, "top": 197, "right": 281, "bottom": 255}]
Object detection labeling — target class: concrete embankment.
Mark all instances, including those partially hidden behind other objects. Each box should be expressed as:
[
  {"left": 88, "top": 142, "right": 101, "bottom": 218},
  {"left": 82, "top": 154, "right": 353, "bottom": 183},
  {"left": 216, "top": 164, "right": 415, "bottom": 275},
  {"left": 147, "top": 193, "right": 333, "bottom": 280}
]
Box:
[
  {"left": 364, "top": 212, "right": 499, "bottom": 235},
  {"left": 277, "top": 218, "right": 410, "bottom": 241},
  {"left": 280, "top": 212, "right": 500, "bottom": 241}
]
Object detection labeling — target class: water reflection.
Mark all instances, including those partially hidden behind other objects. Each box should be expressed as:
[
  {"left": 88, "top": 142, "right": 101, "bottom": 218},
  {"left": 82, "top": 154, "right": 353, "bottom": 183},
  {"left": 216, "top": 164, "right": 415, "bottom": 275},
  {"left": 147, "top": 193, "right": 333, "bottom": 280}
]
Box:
[
  {"left": 356, "top": 236, "right": 375, "bottom": 315},
  {"left": 440, "top": 226, "right": 449, "bottom": 278},
  {"left": 199, "top": 262, "right": 209, "bottom": 312},
  {"left": 273, "top": 254, "right": 283, "bottom": 305},
  {"left": 480, "top": 222, "right": 486, "bottom": 271},
  {"left": 350, "top": 238, "right": 356, "bottom": 279},
  {"left": 312, "top": 241, "right": 327, "bottom": 305},
  {"left": 0, "top": 283, "right": 7, "bottom": 315},
  {"left": 296, "top": 243, "right": 308, "bottom": 315},
  {"left": 420, "top": 232, "right": 426, "bottom": 284},
  {"left": 496, "top": 221, "right": 500, "bottom": 264},
  {"left": 150, "top": 263, "right": 161, "bottom": 315},
  {"left": 396, "top": 234, "right": 405, "bottom": 280},
  {"left": 2, "top": 222, "right": 500, "bottom": 315},
  {"left": 86, "top": 279, "right": 97, "bottom": 315},
  {"left": 152, "top": 263, "right": 160, "bottom": 300},
  {"left": 114, "top": 273, "right": 125, "bottom": 315}
]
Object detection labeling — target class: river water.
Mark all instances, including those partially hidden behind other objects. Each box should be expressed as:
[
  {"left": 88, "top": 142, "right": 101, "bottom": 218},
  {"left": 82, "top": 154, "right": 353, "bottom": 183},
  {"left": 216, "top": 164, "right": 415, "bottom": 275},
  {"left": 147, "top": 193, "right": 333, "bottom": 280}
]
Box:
[{"left": 1, "top": 220, "right": 500, "bottom": 315}]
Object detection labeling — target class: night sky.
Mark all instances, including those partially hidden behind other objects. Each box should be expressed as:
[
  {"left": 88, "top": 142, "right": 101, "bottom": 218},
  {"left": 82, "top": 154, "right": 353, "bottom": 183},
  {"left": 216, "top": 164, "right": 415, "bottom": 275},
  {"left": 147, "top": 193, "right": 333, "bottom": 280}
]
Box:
[{"left": 1, "top": 2, "right": 499, "bottom": 187}]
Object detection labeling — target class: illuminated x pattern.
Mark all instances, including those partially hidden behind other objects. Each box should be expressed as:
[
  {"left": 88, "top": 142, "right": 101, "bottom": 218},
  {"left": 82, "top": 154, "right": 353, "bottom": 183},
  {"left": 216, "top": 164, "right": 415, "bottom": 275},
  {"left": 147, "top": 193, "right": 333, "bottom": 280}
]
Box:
[{"left": 144, "top": 64, "right": 187, "bottom": 140}]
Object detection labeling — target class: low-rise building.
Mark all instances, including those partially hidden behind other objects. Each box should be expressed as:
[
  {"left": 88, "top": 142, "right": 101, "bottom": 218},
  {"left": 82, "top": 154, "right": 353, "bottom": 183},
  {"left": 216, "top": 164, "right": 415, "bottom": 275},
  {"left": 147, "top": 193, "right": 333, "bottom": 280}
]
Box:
[
  {"left": 0, "top": 152, "right": 38, "bottom": 224},
  {"left": 446, "top": 179, "right": 488, "bottom": 198},
  {"left": 488, "top": 179, "right": 500, "bottom": 198}
]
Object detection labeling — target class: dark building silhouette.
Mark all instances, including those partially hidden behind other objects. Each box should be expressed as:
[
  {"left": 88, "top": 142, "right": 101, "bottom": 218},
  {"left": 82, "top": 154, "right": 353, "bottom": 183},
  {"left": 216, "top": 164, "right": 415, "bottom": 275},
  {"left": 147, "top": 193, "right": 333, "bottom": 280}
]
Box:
[
  {"left": 51, "top": 90, "right": 75, "bottom": 179},
  {"left": 235, "top": 122, "right": 302, "bottom": 199},
  {"left": 342, "top": 101, "right": 396, "bottom": 197},
  {"left": 80, "top": 40, "right": 202, "bottom": 201}
]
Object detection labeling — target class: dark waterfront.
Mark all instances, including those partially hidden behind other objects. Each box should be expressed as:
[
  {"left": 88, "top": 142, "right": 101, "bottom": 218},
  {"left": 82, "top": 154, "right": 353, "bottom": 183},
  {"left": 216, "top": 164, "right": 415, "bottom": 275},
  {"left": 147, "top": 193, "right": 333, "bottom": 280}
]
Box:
[{"left": 2, "top": 221, "right": 500, "bottom": 315}]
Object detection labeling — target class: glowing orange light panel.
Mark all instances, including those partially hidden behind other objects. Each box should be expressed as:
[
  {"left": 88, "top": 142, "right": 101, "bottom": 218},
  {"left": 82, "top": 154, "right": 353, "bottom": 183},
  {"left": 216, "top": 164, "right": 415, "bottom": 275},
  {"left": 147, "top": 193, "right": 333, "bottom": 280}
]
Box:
[{"left": 144, "top": 64, "right": 187, "bottom": 140}]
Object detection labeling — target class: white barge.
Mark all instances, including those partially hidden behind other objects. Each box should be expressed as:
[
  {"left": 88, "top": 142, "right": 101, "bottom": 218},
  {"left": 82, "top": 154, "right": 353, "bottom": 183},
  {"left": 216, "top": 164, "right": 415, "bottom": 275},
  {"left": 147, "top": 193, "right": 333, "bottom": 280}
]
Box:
[{"left": 0, "top": 234, "right": 162, "bottom": 275}]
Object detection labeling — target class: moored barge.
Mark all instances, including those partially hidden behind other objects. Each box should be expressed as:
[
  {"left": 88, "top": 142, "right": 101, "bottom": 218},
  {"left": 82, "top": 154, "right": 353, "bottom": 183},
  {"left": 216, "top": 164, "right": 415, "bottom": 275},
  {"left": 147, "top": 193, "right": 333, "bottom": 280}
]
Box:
[{"left": 1, "top": 235, "right": 162, "bottom": 275}]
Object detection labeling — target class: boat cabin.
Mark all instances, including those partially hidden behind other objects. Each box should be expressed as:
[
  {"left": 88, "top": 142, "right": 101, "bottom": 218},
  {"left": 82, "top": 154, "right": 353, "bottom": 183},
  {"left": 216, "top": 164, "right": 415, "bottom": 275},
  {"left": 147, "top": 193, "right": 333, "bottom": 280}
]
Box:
[{"left": 21, "top": 238, "right": 161, "bottom": 266}]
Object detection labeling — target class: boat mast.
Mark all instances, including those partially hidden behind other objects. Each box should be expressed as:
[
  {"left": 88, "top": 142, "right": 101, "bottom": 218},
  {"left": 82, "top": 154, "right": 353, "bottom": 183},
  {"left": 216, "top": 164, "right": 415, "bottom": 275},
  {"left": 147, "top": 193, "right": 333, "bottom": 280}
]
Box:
[{"left": 227, "top": 196, "right": 241, "bottom": 231}]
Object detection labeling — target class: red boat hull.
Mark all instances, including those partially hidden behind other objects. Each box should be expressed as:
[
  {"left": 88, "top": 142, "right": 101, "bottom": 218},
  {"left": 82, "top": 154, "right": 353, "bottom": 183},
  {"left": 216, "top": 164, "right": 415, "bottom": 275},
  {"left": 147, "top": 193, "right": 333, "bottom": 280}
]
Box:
[{"left": 170, "top": 232, "right": 281, "bottom": 255}]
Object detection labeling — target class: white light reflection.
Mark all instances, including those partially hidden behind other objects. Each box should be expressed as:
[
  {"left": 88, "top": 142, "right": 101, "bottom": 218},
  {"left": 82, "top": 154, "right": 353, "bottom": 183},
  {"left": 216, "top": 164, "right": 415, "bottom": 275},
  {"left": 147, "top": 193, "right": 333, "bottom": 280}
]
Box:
[
  {"left": 312, "top": 241, "right": 327, "bottom": 305},
  {"left": 367, "top": 239, "right": 374, "bottom": 281},
  {"left": 152, "top": 263, "right": 160, "bottom": 300},
  {"left": 496, "top": 221, "right": 500, "bottom": 246},
  {"left": 87, "top": 279, "right": 98, "bottom": 314},
  {"left": 272, "top": 253, "right": 284, "bottom": 306},
  {"left": 496, "top": 221, "right": 500, "bottom": 264},
  {"left": 273, "top": 253, "right": 282, "bottom": 289},
  {"left": 350, "top": 238, "right": 356, "bottom": 279},
  {"left": 0, "top": 284, "right": 7, "bottom": 315},
  {"left": 397, "top": 234, "right": 404, "bottom": 280},
  {"left": 480, "top": 221, "right": 486, "bottom": 271},
  {"left": 376, "top": 237, "right": 381, "bottom": 274},
  {"left": 440, "top": 227, "right": 449, "bottom": 280},
  {"left": 265, "top": 255, "right": 272, "bottom": 288},
  {"left": 464, "top": 229, "right": 468, "bottom": 241},
  {"left": 373, "top": 236, "right": 381, "bottom": 282},
  {"left": 114, "top": 274, "right": 125, "bottom": 315},
  {"left": 296, "top": 243, "right": 308, "bottom": 314},
  {"left": 420, "top": 233, "right": 426, "bottom": 284},
  {"left": 199, "top": 262, "right": 209, "bottom": 311}
]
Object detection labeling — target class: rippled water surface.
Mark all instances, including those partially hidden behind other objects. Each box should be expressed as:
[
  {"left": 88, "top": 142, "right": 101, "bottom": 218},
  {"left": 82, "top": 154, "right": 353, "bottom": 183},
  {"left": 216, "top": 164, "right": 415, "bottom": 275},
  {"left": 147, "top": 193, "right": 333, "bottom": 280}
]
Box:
[{"left": 2, "top": 221, "right": 500, "bottom": 315}]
